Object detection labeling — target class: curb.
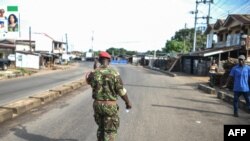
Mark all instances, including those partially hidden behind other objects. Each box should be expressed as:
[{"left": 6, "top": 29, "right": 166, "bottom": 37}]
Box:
[
  {"left": 217, "top": 91, "right": 248, "bottom": 112},
  {"left": 0, "top": 79, "right": 86, "bottom": 124},
  {"left": 143, "top": 66, "right": 176, "bottom": 77},
  {"left": 0, "top": 109, "right": 13, "bottom": 123},
  {"left": 29, "top": 91, "right": 60, "bottom": 104},
  {"left": 0, "top": 98, "right": 42, "bottom": 116},
  {"left": 198, "top": 84, "right": 249, "bottom": 113},
  {"left": 198, "top": 84, "right": 216, "bottom": 94},
  {"left": 49, "top": 85, "right": 73, "bottom": 95}
]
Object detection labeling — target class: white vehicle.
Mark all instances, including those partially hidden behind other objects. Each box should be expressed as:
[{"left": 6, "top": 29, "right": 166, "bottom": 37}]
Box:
[{"left": 85, "top": 52, "right": 94, "bottom": 61}]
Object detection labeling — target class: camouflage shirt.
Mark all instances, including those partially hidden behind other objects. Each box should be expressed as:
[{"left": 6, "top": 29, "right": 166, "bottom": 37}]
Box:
[{"left": 88, "top": 65, "right": 126, "bottom": 101}]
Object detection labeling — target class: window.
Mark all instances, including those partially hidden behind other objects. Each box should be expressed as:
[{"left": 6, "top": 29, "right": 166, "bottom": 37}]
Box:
[{"left": 218, "top": 34, "right": 223, "bottom": 42}]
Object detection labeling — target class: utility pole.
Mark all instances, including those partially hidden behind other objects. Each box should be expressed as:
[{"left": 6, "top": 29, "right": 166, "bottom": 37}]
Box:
[
  {"left": 65, "top": 33, "right": 68, "bottom": 53},
  {"left": 207, "top": 0, "right": 213, "bottom": 25},
  {"left": 192, "top": 0, "right": 213, "bottom": 52},
  {"left": 192, "top": 0, "right": 199, "bottom": 52},
  {"left": 19, "top": 13, "right": 21, "bottom": 38},
  {"left": 91, "top": 30, "right": 94, "bottom": 57},
  {"left": 184, "top": 23, "right": 187, "bottom": 53},
  {"left": 29, "top": 26, "right": 31, "bottom": 52}
]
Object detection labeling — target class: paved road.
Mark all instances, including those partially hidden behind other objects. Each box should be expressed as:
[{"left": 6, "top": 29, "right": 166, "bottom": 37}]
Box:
[
  {"left": 0, "top": 62, "right": 93, "bottom": 105},
  {"left": 0, "top": 64, "right": 249, "bottom": 141}
]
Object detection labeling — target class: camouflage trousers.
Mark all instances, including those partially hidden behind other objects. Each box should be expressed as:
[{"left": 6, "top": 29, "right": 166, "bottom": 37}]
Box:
[{"left": 93, "top": 101, "right": 120, "bottom": 141}]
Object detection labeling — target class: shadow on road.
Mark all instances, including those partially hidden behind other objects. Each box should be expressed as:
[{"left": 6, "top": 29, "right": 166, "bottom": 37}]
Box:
[
  {"left": 151, "top": 104, "right": 233, "bottom": 117},
  {"left": 124, "top": 83, "right": 195, "bottom": 91},
  {"left": 10, "top": 125, "right": 78, "bottom": 141},
  {"left": 174, "top": 97, "right": 223, "bottom": 105}
]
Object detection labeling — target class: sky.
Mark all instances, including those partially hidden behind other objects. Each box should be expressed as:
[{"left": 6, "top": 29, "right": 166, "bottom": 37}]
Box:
[{"left": 1, "top": 0, "right": 250, "bottom": 52}]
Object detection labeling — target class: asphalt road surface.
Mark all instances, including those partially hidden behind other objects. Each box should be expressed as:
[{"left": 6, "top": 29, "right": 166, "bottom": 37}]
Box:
[
  {"left": 0, "top": 62, "right": 93, "bottom": 106},
  {"left": 0, "top": 64, "right": 249, "bottom": 141}
]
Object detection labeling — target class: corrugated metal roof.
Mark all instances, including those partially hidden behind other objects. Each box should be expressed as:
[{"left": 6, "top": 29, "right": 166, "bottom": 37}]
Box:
[
  {"left": 224, "top": 14, "right": 250, "bottom": 27},
  {"left": 214, "top": 19, "right": 225, "bottom": 29},
  {"left": 204, "top": 24, "right": 214, "bottom": 34},
  {"left": 32, "top": 32, "right": 66, "bottom": 44},
  {"left": 0, "top": 43, "right": 15, "bottom": 48},
  {"left": 187, "top": 46, "right": 241, "bottom": 57}
]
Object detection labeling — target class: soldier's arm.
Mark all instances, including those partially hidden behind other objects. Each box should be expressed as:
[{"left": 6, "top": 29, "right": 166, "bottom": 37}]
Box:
[
  {"left": 121, "top": 94, "right": 132, "bottom": 109},
  {"left": 114, "top": 74, "right": 132, "bottom": 109},
  {"left": 93, "top": 60, "right": 98, "bottom": 69},
  {"left": 86, "top": 71, "right": 94, "bottom": 85}
]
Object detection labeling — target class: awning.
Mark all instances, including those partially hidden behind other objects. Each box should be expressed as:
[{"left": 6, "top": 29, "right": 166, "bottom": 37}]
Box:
[{"left": 188, "top": 46, "right": 241, "bottom": 57}]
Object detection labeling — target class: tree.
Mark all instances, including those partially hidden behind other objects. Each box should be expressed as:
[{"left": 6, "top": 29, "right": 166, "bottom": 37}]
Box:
[
  {"left": 163, "top": 40, "right": 187, "bottom": 53},
  {"left": 106, "top": 47, "right": 119, "bottom": 56},
  {"left": 163, "top": 27, "right": 206, "bottom": 53},
  {"left": 106, "top": 47, "right": 137, "bottom": 56},
  {"left": 126, "top": 50, "right": 137, "bottom": 56}
]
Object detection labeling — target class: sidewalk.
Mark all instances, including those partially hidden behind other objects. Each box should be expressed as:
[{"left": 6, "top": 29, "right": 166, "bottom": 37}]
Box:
[
  {"left": 142, "top": 65, "right": 249, "bottom": 113},
  {"left": 0, "top": 63, "right": 79, "bottom": 81},
  {"left": 176, "top": 72, "right": 249, "bottom": 113}
]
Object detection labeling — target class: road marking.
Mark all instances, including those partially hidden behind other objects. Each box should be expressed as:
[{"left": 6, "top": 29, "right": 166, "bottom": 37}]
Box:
[{"left": 196, "top": 121, "right": 201, "bottom": 124}]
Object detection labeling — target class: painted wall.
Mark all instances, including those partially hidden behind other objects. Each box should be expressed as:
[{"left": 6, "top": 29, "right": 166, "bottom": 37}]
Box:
[{"left": 16, "top": 52, "right": 40, "bottom": 69}]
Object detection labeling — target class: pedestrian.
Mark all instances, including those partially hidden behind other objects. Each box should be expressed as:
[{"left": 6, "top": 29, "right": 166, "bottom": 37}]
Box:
[
  {"left": 209, "top": 59, "right": 218, "bottom": 87},
  {"left": 86, "top": 51, "right": 132, "bottom": 141},
  {"left": 223, "top": 55, "right": 250, "bottom": 117}
]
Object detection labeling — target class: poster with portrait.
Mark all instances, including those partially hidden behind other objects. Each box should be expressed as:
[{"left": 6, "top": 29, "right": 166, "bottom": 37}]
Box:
[
  {"left": 7, "top": 13, "right": 18, "bottom": 32},
  {"left": 0, "top": 7, "right": 7, "bottom": 34},
  {"left": 7, "top": 6, "right": 19, "bottom": 33}
]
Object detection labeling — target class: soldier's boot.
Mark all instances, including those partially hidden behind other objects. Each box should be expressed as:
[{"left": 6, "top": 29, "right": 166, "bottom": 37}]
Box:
[
  {"left": 97, "top": 130, "right": 104, "bottom": 141},
  {"left": 97, "top": 138, "right": 103, "bottom": 141}
]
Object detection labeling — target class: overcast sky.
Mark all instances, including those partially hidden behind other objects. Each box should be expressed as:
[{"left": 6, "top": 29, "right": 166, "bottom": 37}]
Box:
[{"left": 1, "top": 0, "right": 249, "bottom": 52}]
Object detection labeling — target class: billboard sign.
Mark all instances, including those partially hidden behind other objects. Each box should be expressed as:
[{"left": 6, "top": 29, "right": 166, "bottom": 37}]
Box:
[
  {"left": 7, "top": 6, "right": 18, "bottom": 32},
  {"left": 0, "top": 5, "right": 19, "bottom": 38},
  {"left": 0, "top": 7, "right": 7, "bottom": 34}
]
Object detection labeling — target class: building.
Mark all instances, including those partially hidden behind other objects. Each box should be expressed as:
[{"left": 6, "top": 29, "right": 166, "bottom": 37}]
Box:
[
  {"left": 32, "top": 32, "right": 66, "bottom": 55},
  {"left": 0, "top": 39, "right": 15, "bottom": 59},
  {"left": 0, "top": 32, "right": 67, "bottom": 69},
  {"left": 181, "top": 14, "right": 250, "bottom": 75}
]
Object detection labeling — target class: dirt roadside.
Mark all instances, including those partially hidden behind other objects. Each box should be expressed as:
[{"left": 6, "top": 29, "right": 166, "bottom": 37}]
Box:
[{"left": 0, "top": 62, "right": 80, "bottom": 81}]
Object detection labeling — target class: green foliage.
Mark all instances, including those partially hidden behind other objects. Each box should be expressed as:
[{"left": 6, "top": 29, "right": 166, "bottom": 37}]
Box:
[
  {"left": 163, "top": 28, "right": 206, "bottom": 53},
  {"left": 126, "top": 50, "right": 137, "bottom": 56},
  {"left": 106, "top": 47, "right": 137, "bottom": 56},
  {"left": 196, "top": 30, "right": 207, "bottom": 49},
  {"left": 16, "top": 68, "right": 33, "bottom": 75},
  {"left": 146, "top": 50, "right": 154, "bottom": 55},
  {"left": 163, "top": 40, "right": 188, "bottom": 53}
]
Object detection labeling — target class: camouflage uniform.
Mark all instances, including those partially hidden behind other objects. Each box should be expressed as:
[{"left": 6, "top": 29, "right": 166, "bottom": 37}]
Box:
[{"left": 87, "top": 65, "right": 127, "bottom": 141}]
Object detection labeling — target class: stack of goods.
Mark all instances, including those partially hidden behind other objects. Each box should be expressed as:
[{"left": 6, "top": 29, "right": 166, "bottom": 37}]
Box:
[
  {"left": 220, "top": 58, "right": 237, "bottom": 89},
  {"left": 153, "top": 59, "right": 167, "bottom": 70},
  {"left": 165, "top": 58, "right": 177, "bottom": 71}
]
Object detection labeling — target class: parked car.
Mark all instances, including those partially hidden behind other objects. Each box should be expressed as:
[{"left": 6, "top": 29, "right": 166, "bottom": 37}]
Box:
[{"left": 0, "top": 59, "right": 11, "bottom": 70}]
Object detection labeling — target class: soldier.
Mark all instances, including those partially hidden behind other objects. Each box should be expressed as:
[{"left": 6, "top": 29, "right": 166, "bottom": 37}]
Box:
[
  {"left": 86, "top": 51, "right": 132, "bottom": 141},
  {"left": 93, "top": 57, "right": 100, "bottom": 70}
]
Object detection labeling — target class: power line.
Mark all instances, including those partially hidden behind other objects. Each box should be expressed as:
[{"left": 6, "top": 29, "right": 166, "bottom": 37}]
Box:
[
  {"left": 210, "top": 0, "right": 250, "bottom": 23},
  {"left": 230, "top": 2, "right": 250, "bottom": 14}
]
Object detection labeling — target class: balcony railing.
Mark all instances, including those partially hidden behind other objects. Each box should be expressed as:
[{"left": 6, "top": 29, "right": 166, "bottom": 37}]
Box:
[
  {"left": 246, "top": 36, "right": 250, "bottom": 49},
  {"left": 214, "top": 42, "right": 226, "bottom": 48},
  {"left": 214, "top": 34, "right": 241, "bottom": 48}
]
